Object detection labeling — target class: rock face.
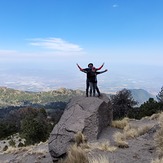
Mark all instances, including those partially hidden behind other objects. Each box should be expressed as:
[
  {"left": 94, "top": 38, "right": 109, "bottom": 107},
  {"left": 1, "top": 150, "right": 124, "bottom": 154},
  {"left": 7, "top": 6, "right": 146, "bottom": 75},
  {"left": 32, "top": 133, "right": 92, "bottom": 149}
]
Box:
[{"left": 48, "top": 94, "right": 112, "bottom": 162}]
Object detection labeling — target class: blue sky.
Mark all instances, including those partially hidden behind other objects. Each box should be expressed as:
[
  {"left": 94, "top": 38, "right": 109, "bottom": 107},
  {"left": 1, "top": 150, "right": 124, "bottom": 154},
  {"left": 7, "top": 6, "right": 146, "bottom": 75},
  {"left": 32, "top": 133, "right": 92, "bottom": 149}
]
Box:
[{"left": 0, "top": 0, "right": 163, "bottom": 94}]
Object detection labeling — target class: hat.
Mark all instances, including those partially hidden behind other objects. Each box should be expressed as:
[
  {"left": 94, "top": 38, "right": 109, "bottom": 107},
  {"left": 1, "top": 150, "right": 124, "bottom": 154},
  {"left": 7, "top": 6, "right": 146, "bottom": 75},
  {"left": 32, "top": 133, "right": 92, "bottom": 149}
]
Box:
[{"left": 88, "top": 63, "right": 93, "bottom": 67}]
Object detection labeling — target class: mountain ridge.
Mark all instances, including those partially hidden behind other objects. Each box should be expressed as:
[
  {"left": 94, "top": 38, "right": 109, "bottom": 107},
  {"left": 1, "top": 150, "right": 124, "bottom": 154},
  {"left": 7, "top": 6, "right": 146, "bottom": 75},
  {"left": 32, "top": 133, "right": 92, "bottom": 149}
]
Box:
[
  {"left": 0, "top": 87, "right": 84, "bottom": 107},
  {"left": 129, "top": 88, "right": 156, "bottom": 105},
  {"left": 0, "top": 87, "right": 155, "bottom": 108}
]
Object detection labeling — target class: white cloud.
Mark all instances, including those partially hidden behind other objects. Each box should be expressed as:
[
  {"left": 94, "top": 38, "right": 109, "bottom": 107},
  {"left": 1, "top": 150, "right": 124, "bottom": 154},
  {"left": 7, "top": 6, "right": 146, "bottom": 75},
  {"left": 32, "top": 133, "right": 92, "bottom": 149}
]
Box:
[
  {"left": 29, "top": 37, "right": 83, "bottom": 52},
  {"left": 112, "top": 4, "right": 119, "bottom": 8}
]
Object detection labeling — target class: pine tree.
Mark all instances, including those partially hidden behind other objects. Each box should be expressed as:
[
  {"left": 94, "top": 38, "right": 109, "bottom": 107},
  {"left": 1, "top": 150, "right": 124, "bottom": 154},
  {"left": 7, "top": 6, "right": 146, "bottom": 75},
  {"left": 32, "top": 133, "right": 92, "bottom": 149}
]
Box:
[
  {"left": 157, "top": 86, "right": 163, "bottom": 103},
  {"left": 110, "top": 89, "right": 137, "bottom": 119}
]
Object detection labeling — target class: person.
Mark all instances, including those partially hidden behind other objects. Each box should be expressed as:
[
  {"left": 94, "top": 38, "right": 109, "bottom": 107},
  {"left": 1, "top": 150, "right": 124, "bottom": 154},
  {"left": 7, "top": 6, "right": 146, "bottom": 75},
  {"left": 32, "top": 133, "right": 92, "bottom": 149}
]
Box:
[
  {"left": 87, "top": 67, "right": 107, "bottom": 97},
  {"left": 77, "top": 63, "right": 104, "bottom": 97}
]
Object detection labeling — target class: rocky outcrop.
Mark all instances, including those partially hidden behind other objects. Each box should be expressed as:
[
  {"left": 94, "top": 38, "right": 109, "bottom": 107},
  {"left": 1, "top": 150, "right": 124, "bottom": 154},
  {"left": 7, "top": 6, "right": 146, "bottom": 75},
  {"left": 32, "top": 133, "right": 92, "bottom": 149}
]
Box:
[{"left": 48, "top": 94, "right": 112, "bottom": 162}]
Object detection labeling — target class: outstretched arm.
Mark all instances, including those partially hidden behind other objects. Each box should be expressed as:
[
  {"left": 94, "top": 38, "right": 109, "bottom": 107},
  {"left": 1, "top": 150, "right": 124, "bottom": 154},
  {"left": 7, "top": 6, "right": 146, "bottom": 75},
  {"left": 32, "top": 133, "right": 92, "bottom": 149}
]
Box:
[
  {"left": 76, "top": 63, "right": 83, "bottom": 71},
  {"left": 76, "top": 63, "right": 87, "bottom": 73},
  {"left": 96, "top": 69, "right": 108, "bottom": 74},
  {"left": 96, "top": 62, "right": 104, "bottom": 70}
]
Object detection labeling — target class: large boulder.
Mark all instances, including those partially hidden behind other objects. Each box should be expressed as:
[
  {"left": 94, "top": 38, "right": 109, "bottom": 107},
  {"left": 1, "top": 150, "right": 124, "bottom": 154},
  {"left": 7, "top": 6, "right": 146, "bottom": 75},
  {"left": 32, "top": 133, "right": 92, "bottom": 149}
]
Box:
[{"left": 48, "top": 94, "right": 112, "bottom": 162}]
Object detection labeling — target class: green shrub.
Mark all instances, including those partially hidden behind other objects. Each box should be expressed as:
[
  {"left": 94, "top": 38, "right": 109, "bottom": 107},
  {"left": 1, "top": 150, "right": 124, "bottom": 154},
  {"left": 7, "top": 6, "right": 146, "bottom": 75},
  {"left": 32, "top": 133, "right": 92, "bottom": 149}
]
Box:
[
  {"left": 110, "top": 89, "right": 137, "bottom": 120},
  {"left": 0, "top": 121, "right": 17, "bottom": 139},
  {"left": 20, "top": 116, "right": 50, "bottom": 145},
  {"left": 1, "top": 107, "right": 53, "bottom": 144},
  {"left": 128, "top": 98, "right": 162, "bottom": 119}
]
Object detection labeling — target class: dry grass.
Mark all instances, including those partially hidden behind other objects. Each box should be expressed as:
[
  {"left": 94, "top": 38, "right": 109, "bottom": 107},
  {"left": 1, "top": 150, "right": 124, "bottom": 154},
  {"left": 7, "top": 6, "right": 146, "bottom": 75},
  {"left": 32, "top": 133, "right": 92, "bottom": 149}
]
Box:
[
  {"left": 142, "top": 112, "right": 163, "bottom": 121},
  {"left": 123, "top": 124, "right": 138, "bottom": 138},
  {"left": 111, "top": 117, "right": 129, "bottom": 129},
  {"left": 2, "top": 141, "right": 47, "bottom": 156},
  {"left": 74, "top": 131, "right": 87, "bottom": 146},
  {"left": 124, "top": 128, "right": 138, "bottom": 138},
  {"left": 63, "top": 144, "right": 89, "bottom": 163},
  {"left": 60, "top": 132, "right": 112, "bottom": 163},
  {"left": 74, "top": 132, "right": 117, "bottom": 152},
  {"left": 113, "top": 132, "right": 129, "bottom": 148},
  {"left": 150, "top": 113, "right": 161, "bottom": 120},
  {"left": 3, "top": 146, "right": 28, "bottom": 154},
  {"left": 141, "top": 116, "right": 150, "bottom": 120},
  {"left": 151, "top": 157, "right": 163, "bottom": 163},
  {"left": 80, "top": 143, "right": 91, "bottom": 151},
  {"left": 158, "top": 112, "right": 163, "bottom": 125},
  {"left": 90, "top": 141, "right": 117, "bottom": 152},
  {"left": 74, "top": 132, "right": 90, "bottom": 152},
  {"left": 113, "top": 123, "right": 151, "bottom": 148},
  {"left": 0, "top": 133, "right": 26, "bottom": 153},
  {"left": 123, "top": 123, "right": 152, "bottom": 138},
  {"left": 137, "top": 125, "right": 151, "bottom": 136},
  {"left": 154, "top": 112, "right": 163, "bottom": 158},
  {"left": 89, "top": 155, "right": 110, "bottom": 163},
  {"left": 60, "top": 144, "right": 110, "bottom": 163},
  {"left": 97, "top": 141, "right": 117, "bottom": 152}
]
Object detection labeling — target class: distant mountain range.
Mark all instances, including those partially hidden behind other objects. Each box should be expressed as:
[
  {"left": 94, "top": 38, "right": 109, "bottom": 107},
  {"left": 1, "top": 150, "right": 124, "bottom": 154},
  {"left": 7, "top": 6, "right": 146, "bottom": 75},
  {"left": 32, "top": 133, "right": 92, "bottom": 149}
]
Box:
[
  {"left": 129, "top": 89, "right": 156, "bottom": 106},
  {"left": 0, "top": 87, "right": 156, "bottom": 108}
]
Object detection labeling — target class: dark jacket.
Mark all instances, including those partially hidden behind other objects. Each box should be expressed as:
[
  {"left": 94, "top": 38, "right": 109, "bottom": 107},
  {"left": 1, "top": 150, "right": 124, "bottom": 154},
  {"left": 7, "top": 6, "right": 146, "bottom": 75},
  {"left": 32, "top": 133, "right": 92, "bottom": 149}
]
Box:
[{"left": 88, "top": 70, "right": 107, "bottom": 83}]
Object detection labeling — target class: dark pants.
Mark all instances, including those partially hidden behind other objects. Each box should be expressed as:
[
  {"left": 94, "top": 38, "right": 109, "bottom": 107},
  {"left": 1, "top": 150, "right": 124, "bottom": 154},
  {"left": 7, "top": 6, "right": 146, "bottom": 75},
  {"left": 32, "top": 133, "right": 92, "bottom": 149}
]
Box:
[
  {"left": 86, "top": 79, "right": 89, "bottom": 97},
  {"left": 89, "top": 82, "right": 100, "bottom": 97}
]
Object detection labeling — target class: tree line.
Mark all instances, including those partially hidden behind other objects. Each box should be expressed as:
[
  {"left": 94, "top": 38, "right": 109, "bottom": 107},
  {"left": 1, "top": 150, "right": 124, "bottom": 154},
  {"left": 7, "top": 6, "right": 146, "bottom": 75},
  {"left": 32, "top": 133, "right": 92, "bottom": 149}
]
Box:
[
  {"left": 111, "top": 86, "right": 163, "bottom": 120},
  {"left": 0, "top": 106, "right": 64, "bottom": 145}
]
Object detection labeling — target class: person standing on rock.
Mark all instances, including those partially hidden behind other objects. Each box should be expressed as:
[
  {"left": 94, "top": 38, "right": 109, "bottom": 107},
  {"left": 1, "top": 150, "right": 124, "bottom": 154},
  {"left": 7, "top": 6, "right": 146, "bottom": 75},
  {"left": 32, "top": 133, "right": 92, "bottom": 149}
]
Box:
[
  {"left": 87, "top": 67, "right": 107, "bottom": 97},
  {"left": 77, "top": 63, "right": 104, "bottom": 97}
]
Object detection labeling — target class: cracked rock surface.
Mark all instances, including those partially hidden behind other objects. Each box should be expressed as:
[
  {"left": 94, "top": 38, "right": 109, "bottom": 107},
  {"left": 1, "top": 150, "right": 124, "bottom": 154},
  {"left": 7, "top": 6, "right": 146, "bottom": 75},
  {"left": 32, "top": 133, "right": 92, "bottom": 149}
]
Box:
[{"left": 48, "top": 94, "right": 112, "bottom": 162}]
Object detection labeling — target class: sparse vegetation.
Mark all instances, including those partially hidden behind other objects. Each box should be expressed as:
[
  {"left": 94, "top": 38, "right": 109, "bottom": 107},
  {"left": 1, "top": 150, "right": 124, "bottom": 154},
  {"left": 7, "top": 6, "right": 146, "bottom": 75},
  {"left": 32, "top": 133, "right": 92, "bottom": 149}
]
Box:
[
  {"left": 89, "top": 155, "right": 110, "bottom": 163},
  {"left": 151, "top": 157, "right": 163, "bottom": 163},
  {"left": 62, "top": 145, "right": 89, "bottom": 163},
  {"left": 111, "top": 117, "right": 129, "bottom": 129},
  {"left": 150, "top": 113, "right": 161, "bottom": 120},
  {"left": 90, "top": 141, "right": 117, "bottom": 152},
  {"left": 154, "top": 112, "right": 163, "bottom": 158},
  {"left": 158, "top": 112, "right": 163, "bottom": 125},
  {"left": 74, "top": 131, "right": 87, "bottom": 146},
  {"left": 113, "top": 119, "right": 152, "bottom": 149},
  {"left": 113, "top": 131, "right": 129, "bottom": 148},
  {"left": 59, "top": 132, "right": 112, "bottom": 163}
]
